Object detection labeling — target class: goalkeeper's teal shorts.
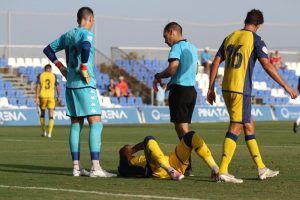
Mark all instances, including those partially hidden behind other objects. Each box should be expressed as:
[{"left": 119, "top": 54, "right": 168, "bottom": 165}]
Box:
[{"left": 66, "top": 87, "right": 101, "bottom": 118}]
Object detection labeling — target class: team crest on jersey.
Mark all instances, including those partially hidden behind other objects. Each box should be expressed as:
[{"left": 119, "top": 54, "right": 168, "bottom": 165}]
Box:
[
  {"left": 87, "top": 36, "right": 93, "bottom": 41},
  {"left": 262, "top": 46, "right": 268, "bottom": 54}
]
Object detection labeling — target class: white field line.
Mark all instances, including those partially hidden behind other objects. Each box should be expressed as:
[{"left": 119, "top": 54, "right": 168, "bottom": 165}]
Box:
[
  {"left": 0, "top": 184, "right": 201, "bottom": 200},
  {"left": 0, "top": 139, "right": 299, "bottom": 149}
]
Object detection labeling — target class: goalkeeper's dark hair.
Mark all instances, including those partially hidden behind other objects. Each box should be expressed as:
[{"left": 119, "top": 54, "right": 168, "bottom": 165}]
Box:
[
  {"left": 77, "top": 7, "right": 94, "bottom": 24},
  {"left": 164, "top": 22, "right": 182, "bottom": 35},
  {"left": 244, "top": 9, "right": 264, "bottom": 26}
]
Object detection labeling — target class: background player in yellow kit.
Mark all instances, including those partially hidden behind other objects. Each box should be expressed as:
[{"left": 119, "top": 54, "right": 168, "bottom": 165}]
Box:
[
  {"left": 118, "top": 131, "right": 219, "bottom": 180},
  {"left": 35, "top": 64, "right": 60, "bottom": 138},
  {"left": 207, "top": 9, "right": 298, "bottom": 183}
]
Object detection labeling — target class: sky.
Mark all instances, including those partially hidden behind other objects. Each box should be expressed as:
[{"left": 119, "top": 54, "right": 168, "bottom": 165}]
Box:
[{"left": 0, "top": 0, "right": 300, "bottom": 58}]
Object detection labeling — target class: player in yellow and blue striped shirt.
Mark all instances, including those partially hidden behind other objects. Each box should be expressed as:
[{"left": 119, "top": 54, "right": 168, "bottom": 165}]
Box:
[
  {"left": 118, "top": 132, "right": 219, "bottom": 181},
  {"left": 35, "top": 64, "right": 60, "bottom": 138},
  {"left": 207, "top": 9, "right": 298, "bottom": 183}
]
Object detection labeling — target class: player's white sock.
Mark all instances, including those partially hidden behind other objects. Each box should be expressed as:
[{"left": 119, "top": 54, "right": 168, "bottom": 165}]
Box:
[
  {"left": 296, "top": 116, "right": 300, "bottom": 126},
  {"left": 91, "top": 160, "right": 101, "bottom": 170},
  {"left": 73, "top": 160, "right": 80, "bottom": 170}
]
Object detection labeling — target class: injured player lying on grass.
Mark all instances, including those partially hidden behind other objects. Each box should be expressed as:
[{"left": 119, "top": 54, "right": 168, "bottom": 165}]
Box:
[{"left": 118, "top": 131, "right": 219, "bottom": 181}]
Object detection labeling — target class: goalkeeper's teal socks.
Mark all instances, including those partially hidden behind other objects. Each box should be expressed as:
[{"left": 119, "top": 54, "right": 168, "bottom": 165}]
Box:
[
  {"left": 89, "top": 122, "right": 102, "bottom": 160},
  {"left": 69, "top": 122, "right": 102, "bottom": 170},
  {"left": 69, "top": 123, "right": 83, "bottom": 162}
]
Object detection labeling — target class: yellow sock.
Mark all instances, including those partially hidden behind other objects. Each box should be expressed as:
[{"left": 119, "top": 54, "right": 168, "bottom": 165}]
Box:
[
  {"left": 48, "top": 118, "right": 54, "bottom": 136},
  {"left": 146, "top": 139, "right": 170, "bottom": 170},
  {"left": 245, "top": 135, "right": 265, "bottom": 169},
  {"left": 40, "top": 117, "right": 46, "bottom": 132},
  {"left": 192, "top": 133, "right": 218, "bottom": 169},
  {"left": 174, "top": 139, "right": 192, "bottom": 165},
  {"left": 219, "top": 132, "right": 238, "bottom": 174}
]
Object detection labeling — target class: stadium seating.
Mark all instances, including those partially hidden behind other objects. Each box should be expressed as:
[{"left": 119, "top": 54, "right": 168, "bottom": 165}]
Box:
[
  {"left": 115, "top": 59, "right": 300, "bottom": 106},
  {"left": 1, "top": 56, "right": 299, "bottom": 107},
  {"left": 1, "top": 57, "right": 146, "bottom": 107}
]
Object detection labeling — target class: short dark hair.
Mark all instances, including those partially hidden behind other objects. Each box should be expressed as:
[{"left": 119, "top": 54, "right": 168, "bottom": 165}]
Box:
[
  {"left": 164, "top": 22, "right": 182, "bottom": 35},
  {"left": 44, "top": 64, "right": 51, "bottom": 70},
  {"left": 77, "top": 7, "right": 94, "bottom": 24},
  {"left": 244, "top": 9, "right": 264, "bottom": 26}
]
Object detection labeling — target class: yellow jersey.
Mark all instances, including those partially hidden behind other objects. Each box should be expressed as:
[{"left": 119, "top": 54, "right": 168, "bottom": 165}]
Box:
[
  {"left": 216, "top": 29, "right": 269, "bottom": 95},
  {"left": 37, "top": 72, "right": 58, "bottom": 98}
]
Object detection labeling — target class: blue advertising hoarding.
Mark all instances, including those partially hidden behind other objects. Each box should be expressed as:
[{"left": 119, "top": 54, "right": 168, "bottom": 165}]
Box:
[
  {"left": 142, "top": 105, "right": 274, "bottom": 123},
  {"left": 101, "top": 107, "right": 141, "bottom": 124},
  {"left": 0, "top": 108, "right": 40, "bottom": 126},
  {"left": 0, "top": 105, "right": 291, "bottom": 126},
  {"left": 142, "top": 107, "right": 170, "bottom": 123},
  {"left": 273, "top": 105, "right": 300, "bottom": 121},
  {"left": 0, "top": 107, "right": 141, "bottom": 126},
  {"left": 52, "top": 107, "right": 141, "bottom": 125},
  {"left": 192, "top": 105, "right": 274, "bottom": 122}
]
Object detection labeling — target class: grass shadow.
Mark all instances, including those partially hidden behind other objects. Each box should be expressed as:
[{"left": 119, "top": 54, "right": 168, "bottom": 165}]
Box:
[{"left": 0, "top": 164, "right": 71, "bottom": 176}]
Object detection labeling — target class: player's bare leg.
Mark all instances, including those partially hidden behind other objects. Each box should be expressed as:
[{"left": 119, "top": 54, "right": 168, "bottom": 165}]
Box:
[
  {"left": 87, "top": 115, "right": 116, "bottom": 177},
  {"left": 244, "top": 119, "right": 279, "bottom": 180}
]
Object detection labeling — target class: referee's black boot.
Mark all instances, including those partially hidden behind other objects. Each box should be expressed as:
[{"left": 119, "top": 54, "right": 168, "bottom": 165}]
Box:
[{"left": 184, "top": 157, "right": 194, "bottom": 176}]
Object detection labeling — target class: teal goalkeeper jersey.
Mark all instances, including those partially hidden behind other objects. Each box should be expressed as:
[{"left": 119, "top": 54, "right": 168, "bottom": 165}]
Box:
[{"left": 50, "top": 27, "right": 96, "bottom": 89}]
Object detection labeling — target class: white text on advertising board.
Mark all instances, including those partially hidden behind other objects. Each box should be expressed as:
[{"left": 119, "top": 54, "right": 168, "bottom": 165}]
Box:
[
  {"left": 102, "top": 109, "right": 128, "bottom": 120},
  {"left": 0, "top": 111, "right": 26, "bottom": 121},
  {"left": 197, "top": 107, "right": 264, "bottom": 117},
  {"left": 53, "top": 110, "right": 69, "bottom": 120}
]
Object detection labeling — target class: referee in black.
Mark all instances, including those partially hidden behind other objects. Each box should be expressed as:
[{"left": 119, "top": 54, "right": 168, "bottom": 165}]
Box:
[{"left": 153, "top": 22, "right": 198, "bottom": 175}]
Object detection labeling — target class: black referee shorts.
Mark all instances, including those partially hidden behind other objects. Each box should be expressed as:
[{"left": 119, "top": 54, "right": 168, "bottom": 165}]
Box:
[{"left": 168, "top": 84, "right": 197, "bottom": 123}]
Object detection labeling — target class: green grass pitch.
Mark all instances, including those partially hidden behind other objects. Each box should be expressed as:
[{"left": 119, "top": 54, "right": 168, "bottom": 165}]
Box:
[{"left": 0, "top": 121, "right": 299, "bottom": 200}]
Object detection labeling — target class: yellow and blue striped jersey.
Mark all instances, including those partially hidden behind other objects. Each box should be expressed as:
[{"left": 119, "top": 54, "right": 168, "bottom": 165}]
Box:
[
  {"left": 36, "top": 72, "right": 58, "bottom": 98},
  {"left": 216, "top": 29, "right": 268, "bottom": 95}
]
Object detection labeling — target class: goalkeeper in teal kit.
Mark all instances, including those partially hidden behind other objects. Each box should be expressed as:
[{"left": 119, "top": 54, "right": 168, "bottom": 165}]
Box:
[{"left": 43, "top": 7, "right": 116, "bottom": 177}]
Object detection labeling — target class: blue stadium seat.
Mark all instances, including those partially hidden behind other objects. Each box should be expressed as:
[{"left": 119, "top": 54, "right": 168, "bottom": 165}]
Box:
[
  {"left": 9, "top": 98, "right": 18, "bottom": 105},
  {"left": 6, "top": 89, "right": 15, "bottom": 98},
  {"left": 134, "top": 97, "right": 143, "bottom": 105},
  {"left": 35, "top": 67, "right": 43, "bottom": 74},
  {"left": 15, "top": 90, "right": 24, "bottom": 98},
  {"left": 26, "top": 66, "right": 35, "bottom": 75},
  {"left": 0, "top": 82, "right": 5, "bottom": 90},
  {"left": 4, "top": 81, "right": 13, "bottom": 90},
  {"left": 26, "top": 98, "right": 35, "bottom": 107},
  {"left": 119, "top": 97, "right": 127, "bottom": 106},
  {"left": 0, "top": 58, "right": 8, "bottom": 66},
  {"left": 110, "top": 97, "right": 119, "bottom": 104},
  {"left": 127, "top": 97, "right": 135, "bottom": 106},
  {"left": 18, "top": 66, "right": 26, "bottom": 75},
  {"left": 29, "top": 75, "right": 37, "bottom": 83},
  {"left": 115, "top": 59, "right": 122, "bottom": 66},
  {"left": 18, "top": 97, "right": 26, "bottom": 106},
  {"left": 0, "top": 90, "right": 5, "bottom": 97}
]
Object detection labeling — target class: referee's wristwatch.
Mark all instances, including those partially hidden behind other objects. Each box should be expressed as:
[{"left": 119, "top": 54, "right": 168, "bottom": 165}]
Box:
[{"left": 154, "top": 73, "right": 160, "bottom": 79}]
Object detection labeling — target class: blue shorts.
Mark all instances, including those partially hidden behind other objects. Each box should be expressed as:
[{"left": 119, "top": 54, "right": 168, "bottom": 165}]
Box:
[{"left": 66, "top": 87, "right": 101, "bottom": 118}]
